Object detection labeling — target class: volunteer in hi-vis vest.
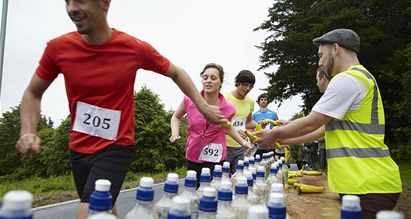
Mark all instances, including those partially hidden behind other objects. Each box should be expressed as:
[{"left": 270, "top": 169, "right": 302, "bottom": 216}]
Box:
[
  {"left": 224, "top": 70, "right": 256, "bottom": 175},
  {"left": 254, "top": 29, "right": 401, "bottom": 218}
]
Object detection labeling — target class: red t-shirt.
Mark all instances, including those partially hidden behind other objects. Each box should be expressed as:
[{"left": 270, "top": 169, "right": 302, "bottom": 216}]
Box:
[{"left": 36, "top": 29, "right": 170, "bottom": 154}]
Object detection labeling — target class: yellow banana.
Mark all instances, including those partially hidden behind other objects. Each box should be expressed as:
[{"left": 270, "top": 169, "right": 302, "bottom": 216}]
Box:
[
  {"left": 221, "top": 121, "right": 231, "bottom": 128},
  {"left": 264, "top": 119, "right": 278, "bottom": 126},
  {"left": 255, "top": 122, "right": 262, "bottom": 131},
  {"left": 288, "top": 178, "right": 300, "bottom": 185},
  {"left": 303, "top": 171, "right": 323, "bottom": 176},
  {"left": 298, "top": 184, "right": 325, "bottom": 194},
  {"left": 245, "top": 131, "right": 258, "bottom": 143},
  {"left": 284, "top": 146, "right": 290, "bottom": 162}
]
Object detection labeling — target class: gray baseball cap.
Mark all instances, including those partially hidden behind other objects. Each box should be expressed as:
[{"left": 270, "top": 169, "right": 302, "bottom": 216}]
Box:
[{"left": 313, "top": 29, "right": 360, "bottom": 53}]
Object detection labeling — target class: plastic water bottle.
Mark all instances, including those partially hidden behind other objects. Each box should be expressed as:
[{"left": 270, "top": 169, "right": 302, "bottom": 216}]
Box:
[
  {"left": 231, "top": 160, "right": 244, "bottom": 189},
  {"left": 267, "top": 183, "right": 285, "bottom": 207},
  {"left": 249, "top": 157, "right": 255, "bottom": 167},
  {"left": 254, "top": 155, "right": 261, "bottom": 169},
  {"left": 341, "top": 195, "right": 362, "bottom": 219},
  {"left": 244, "top": 171, "right": 258, "bottom": 205},
  {"left": 197, "top": 168, "right": 211, "bottom": 198},
  {"left": 198, "top": 187, "right": 217, "bottom": 219},
  {"left": 267, "top": 163, "right": 279, "bottom": 193},
  {"left": 210, "top": 165, "right": 222, "bottom": 191},
  {"left": 180, "top": 170, "right": 199, "bottom": 219},
  {"left": 248, "top": 205, "right": 269, "bottom": 219},
  {"left": 0, "top": 190, "right": 33, "bottom": 219},
  {"left": 256, "top": 166, "right": 268, "bottom": 206},
  {"left": 88, "top": 213, "right": 116, "bottom": 219},
  {"left": 167, "top": 196, "right": 191, "bottom": 219},
  {"left": 216, "top": 181, "right": 235, "bottom": 219},
  {"left": 221, "top": 162, "right": 231, "bottom": 182},
  {"left": 276, "top": 161, "right": 284, "bottom": 189},
  {"left": 232, "top": 176, "right": 249, "bottom": 219},
  {"left": 88, "top": 179, "right": 114, "bottom": 218},
  {"left": 280, "top": 157, "right": 288, "bottom": 186},
  {"left": 267, "top": 193, "right": 286, "bottom": 219},
  {"left": 248, "top": 167, "right": 257, "bottom": 185},
  {"left": 153, "top": 173, "right": 179, "bottom": 219},
  {"left": 244, "top": 143, "right": 257, "bottom": 158},
  {"left": 125, "top": 177, "right": 155, "bottom": 219},
  {"left": 376, "top": 210, "right": 404, "bottom": 219},
  {"left": 243, "top": 157, "right": 250, "bottom": 172}
]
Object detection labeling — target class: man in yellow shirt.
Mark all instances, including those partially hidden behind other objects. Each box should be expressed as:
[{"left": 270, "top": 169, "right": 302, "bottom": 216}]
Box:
[{"left": 225, "top": 70, "right": 256, "bottom": 174}]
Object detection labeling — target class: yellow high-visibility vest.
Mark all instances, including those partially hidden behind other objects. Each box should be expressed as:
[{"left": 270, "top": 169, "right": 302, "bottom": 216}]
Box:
[{"left": 324, "top": 65, "right": 402, "bottom": 194}]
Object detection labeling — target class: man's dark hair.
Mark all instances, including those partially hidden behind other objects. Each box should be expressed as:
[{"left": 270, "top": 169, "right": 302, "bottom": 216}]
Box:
[
  {"left": 257, "top": 93, "right": 269, "bottom": 104},
  {"left": 234, "top": 70, "right": 255, "bottom": 87},
  {"left": 317, "top": 67, "right": 331, "bottom": 81}
]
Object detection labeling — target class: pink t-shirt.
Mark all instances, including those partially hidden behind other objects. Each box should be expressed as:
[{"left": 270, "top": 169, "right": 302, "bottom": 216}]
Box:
[{"left": 184, "top": 91, "right": 236, "bottom": 163}]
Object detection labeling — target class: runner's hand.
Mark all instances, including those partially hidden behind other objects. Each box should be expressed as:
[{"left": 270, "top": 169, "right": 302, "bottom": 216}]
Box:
[
  {"left": 237, "top": 129, "right": 247, "bottom": 139},
  {"left": 169, "top": 135, "right": 181, "bottom": 143},
  {"left": 242, "top": 141, "right": 253, "bottom": 150},
  {"left": 16, "top": 133, "right": 41, "bottom": 154},
  {"left": 199, "top": 104, "right": 226, "bottom": 125}
]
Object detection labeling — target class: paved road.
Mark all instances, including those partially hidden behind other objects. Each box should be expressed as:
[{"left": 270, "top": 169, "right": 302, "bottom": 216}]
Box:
[{"left": 33, "top": 179, "right": 185, "bottom": 219}]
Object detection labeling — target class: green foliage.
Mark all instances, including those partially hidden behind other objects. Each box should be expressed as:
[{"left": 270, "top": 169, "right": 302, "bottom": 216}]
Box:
[
  {"left": 41, "top": 117, "right": 71, "bottom": 176},
  {"left": 255, "top": 0, "right": 411, "bottom": 145},
  {"left": 391, "top": 144, "right": 411, "bottom": 164},
  {"left": 131, "top": 86, "right": 187, "bottom": 173},
  {"left": 398, "top": 162, "right": 411, "bottom": 186},
  {"left": 0, "top": 106, "right": 50, "bottom": 176}
]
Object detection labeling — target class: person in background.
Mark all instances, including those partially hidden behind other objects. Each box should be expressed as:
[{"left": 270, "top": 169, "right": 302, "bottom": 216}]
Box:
[
  {"left": 225, "top": 70, "right": 257, "bottom": 174},
  {"left": 255, "top": 29, "right": 402, "bottom": 218},
  {"left": 170, "top": 63, "right": 252, "bottom": 187},
  {"left": 15, "top": 1, "right": 225, "bottom": 218},
  {"left": 252, "top": 93, "right": 281, "bottom": 158}
]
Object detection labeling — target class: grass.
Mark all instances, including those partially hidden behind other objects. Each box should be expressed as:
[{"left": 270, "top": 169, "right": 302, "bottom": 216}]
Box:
[
  {"left": 0, "top": 166, "right": 187, "bottom": 207},
  {"left": 398, "top": 162, "right": 411, "bottom": 186},
  {"left": 394, "top": 162, "right": 411, "bottom": 217}
]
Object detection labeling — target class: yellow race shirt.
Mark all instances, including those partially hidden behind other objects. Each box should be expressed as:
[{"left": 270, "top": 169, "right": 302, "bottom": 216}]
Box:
[{"left": 224, "top": 91, "right": 255, "bottom": 147}]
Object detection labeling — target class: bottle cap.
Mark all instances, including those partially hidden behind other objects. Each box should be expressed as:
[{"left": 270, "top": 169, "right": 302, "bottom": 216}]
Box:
[
  {"left": 203, "top": 187, "right": 216, "bottom": 197},
  {"left": 213, "top": 165, "right": 222, "bottom": 177},
  {"left": 270, "top": 183, "right": 284, "bottom": 194},
  {"left": 170, "top": 195, "right": 190, "bottom": 211},
  {"left": 95, "top": 179, "right": 111, "bottom": 192},
  {"left": 376, "top": 210, "right": 404, "bottom": 219},
  {"left": 90, "top": 181, "right": 113, "bottom": 212},
  {"left": 257, "top": 166, "right": 265, "bottom": 177},
  {"left": 200, "top": 168, "right": 211, "bottom": 183},
  {"left": 139, "top": 177, "right": 153, "bottom": 187},
  {"left": 268, "top": 193, "right": 285, "bottom": 205},
  {"left": 255, "top": 155, "right": 261, "bottom": 162},
  {"left": 185, "top": 170, "right": 197, "bottom": 188},
  {"left": 235, "top": 176, "right": 248, "bottom": 195},
  {"left": 199, "top": 187, "right": 217, "bottom": 212},
  {"left": 248, "top": 205, "right": 269, "bottom": 219},
  {"left": 223, "top": 161, "right": 230, "bottom": 168},
  {"left": 136, "top": 177, "right": 154, "bottom": 202},
  {"left": 342, "top": 195, "right": 361, "bottom": 208},
  {"left": 2, "top": 190, "right": 33, "bottom": 210},
  {"left": 164, "top": 173, "right": 179, "bottom": 193},
  {"left": 237, "top": 160, "right": 244, "bottom": 166},
  {"left": 187, "top": 170, "right": 197, "bottom": 179},
  {"left": 218, "top": 181, "right": 233, "bottom": 201},
  {"left": 244, "top": 157, "right": 249, "bottom": 166}
]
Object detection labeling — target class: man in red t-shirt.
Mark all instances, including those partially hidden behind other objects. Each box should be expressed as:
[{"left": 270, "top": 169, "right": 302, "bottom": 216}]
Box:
[{"left": 15, "top": 1, "right": 226, "bottom": 218}]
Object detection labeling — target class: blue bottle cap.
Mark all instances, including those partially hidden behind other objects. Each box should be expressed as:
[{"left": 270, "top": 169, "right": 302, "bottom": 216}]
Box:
[{"left": 89, "top": 191, "right": 112, "bottom": 212}]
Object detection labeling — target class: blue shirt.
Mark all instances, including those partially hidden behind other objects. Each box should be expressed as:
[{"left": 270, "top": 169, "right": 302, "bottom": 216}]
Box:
[{"left": 252, "top": 109, "right": 277, "bottom": 129}]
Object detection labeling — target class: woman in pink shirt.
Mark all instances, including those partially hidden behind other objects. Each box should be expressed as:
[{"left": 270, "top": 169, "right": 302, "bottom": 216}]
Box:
[{"left": 170, "top": 63, "right": 252, "bottom": 186}]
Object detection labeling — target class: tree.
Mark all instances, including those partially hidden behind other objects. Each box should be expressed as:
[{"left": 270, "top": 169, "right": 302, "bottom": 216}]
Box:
[
  {"left": 0, "top": 106, "right": 52, "bottom": 176},
  {"left": 131, "top": 86, "right": 187, "bottom": 173},
  {"left": 255, "top": 0, "right": 411, "bottom": 144}
]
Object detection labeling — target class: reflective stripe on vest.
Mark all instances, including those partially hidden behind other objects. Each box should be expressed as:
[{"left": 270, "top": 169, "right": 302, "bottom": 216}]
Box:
[
  {"left": 327, "top": 147, "right": 390, "bottom": 159},
  {"left": 325, "top": 67, "right": 384, "bottom": 134}
]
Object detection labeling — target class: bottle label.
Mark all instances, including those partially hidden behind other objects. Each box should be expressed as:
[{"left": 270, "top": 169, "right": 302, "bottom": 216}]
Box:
[
  {"left": 73, "top": 101, "right": 121, "bottom": 140},
  {"left": 198, "top": 143, "right": 223, "bottom": 162}
]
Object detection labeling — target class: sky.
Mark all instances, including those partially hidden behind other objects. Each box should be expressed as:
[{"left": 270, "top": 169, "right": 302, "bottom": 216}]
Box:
[{"left": 0, "top": 0, "right": 302, "bottom": 127}]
